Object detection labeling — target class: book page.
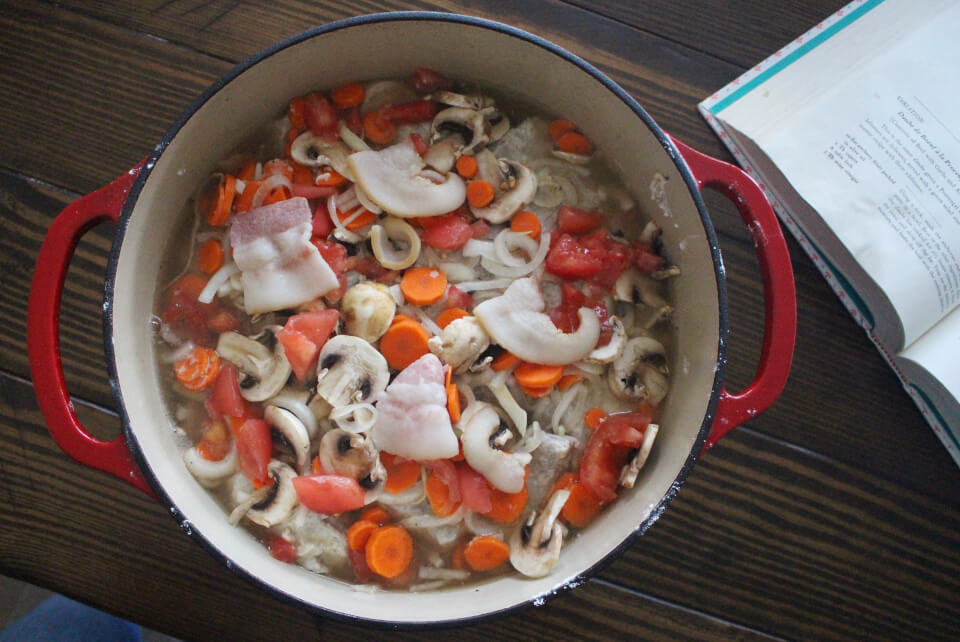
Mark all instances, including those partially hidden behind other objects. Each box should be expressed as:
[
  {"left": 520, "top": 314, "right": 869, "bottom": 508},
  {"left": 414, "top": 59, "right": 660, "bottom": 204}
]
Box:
[
  {"left": 900, "top": 306, "right": 960, "bottom": 407},
  {"left": 720, "top": 1, "right": 960, "bottom": 346}
]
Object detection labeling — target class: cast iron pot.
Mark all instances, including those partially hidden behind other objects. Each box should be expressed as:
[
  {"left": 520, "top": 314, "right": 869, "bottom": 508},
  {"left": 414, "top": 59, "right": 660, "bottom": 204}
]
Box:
[{"left": 27, "top": 12, "right": 796, "bottom": 628}]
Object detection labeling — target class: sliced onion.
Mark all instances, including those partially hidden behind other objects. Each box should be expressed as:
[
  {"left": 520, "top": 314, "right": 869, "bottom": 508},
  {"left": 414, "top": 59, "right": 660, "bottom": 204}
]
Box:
[
  {"left": 463, "top": 510, "right": 504, "bottom": 538},
  {"left": 338, "top": 185, "right": 360, "bottom": 213},
  {"left": 462, "top": 239, "right": 496, "bottom": 259},
  {"left": 552, "top": 383, "right": 584, "bottom": 434},
  {"left": 354, "top": 184, "right": 382, "bottom": 214},
  {"left": 456, "top": 382, "right": 476, "bottom": 411},
  {"left": 408, "top": 580, "right": 447, "bottom": 592},
  {"left": 418, "top": 567, "right": 471, "bottom": 581},
  {"left": 338, "top": 121, "right": 370, "bottom": 152},
  {"left": 438, "top": 262, "right": 476, "bottom": 283},
  {"left": 266, "top": 393, "right": 319, "bottom": 439},
  {"left": 328, "top": 193, "right": 362, "bottom": 243},
  {"left": 330, "top": 403, "right": 377, "bottom": 434},
  {"left": 515, "top": 420, "right": 544, "bottom": 454},
  {"left": 479, "top": 231, "right": 550, "bottom": 278},
  {"left": 488, "top": 370, "right": 527, "bottom": 436},
  {"left": 197, "top": 263, "right": 239, "bottom": 304},
  {"left": 159, "top": 321, "right": 184, "bottom": 346},
  {"left": 250, "top": 174, "right": 292, "bottom": 210},
  {"left": 413, "top": 306, "right": 442, "bottom": 336},
  {"left": 164, "top": 340, "right": 196, "bottom": 363},
  {"left": 455, "top": 278, "right": 514, "bottom": 292},
  {"left": 378, "top": 475, "right": 426, "bottom": 506},
  {"left": 494, "top": 229, "right": 538, "bottom": 267},
  {"left": 399, "top": 506, "right": 465, "bottom": 529}
]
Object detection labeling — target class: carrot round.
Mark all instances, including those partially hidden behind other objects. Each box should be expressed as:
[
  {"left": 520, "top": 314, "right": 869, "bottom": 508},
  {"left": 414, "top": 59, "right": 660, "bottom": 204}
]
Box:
[
  {"left": 514, "top": 362, "right": 564, "bottom": 389},
  {"left": 288, "top": 96, "right": 306, "bottom": 131},
  {"left": 314, "top": 169, "right": 348, "bottom": 188},
  {"left": 557, "top": 374, "right": 582, "bottom": 391},
  {"left": 584, "top": 407, "right": 607, "bottom": 430},
  {"left": 202, "top": 174, "right": 237, "bottom": 226},
  {"left": 379, "top": 320, "right": 430, "bottom": 370},
  {"left": 553, "top": 472, "right": 603, "bottom": 527},
  {"left": 347, "top": 519, "right": 378, "bottom": 552},
  {"left": 390, "top": 313, "right": 417, "bottom": 328},
  {"left": 451, "top": 540, "right": 468, "bottom": 571},
  {"left": 381, "top": 453, "right": 422, "bottom": 494},
  {"left": 463, "top": 535, "right": 510, "bottom": 571},
  {"left": 360, "top": 506, "right": 391, "bottom": 526},
  {"left": 291, "top": 163, "right": 314, "bottom": 185},
  {"left": 363, "top": 109, "right": 397, "bottom": 145},
  {"left": 365, "top": 525, "right": 414, "bottom": 579},
  {"left": 196, "top": 239, "right": 225, "bottom": 275},
  {"left": 445, "top": 366, "right": 461, "bottom": 423},
  {"left": 400, "top": 267, "right": 448, "bottom": 306},
  {"left": 484, "top": 482, "right": 527, "bottom": 523},
  {"left": 426, "top": 472, "right": 461, "bottom": 517},
  {"left": 455, "top": 155, "right": 478, "bottom": 178},
  {"left": 332, "top": 83, "right": 365, "bottom": 109},
  {"left": 336, "top": 207, "right": 377, "bottom": 231},
  {"left": 520, "top": 383, "right": 553, "bottom": 399},
  {"left": 437, "top": 307, "right": 468, "bottom": 329},
  {"left": 490, "top": 352, "right": 520, "bottom": 372},
  {"left": 173, "top": 347, "right": 221, "bottom": 391},
  {"left": 234, "top": 179, "right": 261, "bottom": 213},
  {"left": 556, "top": 131, "right": 594, "bottom": 155},
  {"left": 510, "top": 210, "right": 541, "bottom": 239},
  {"left": 466, "top": 180, "right": 496, "bottom": 208},
  {"left": 548, "top": 119, "right": 578, "bottom": 143}
]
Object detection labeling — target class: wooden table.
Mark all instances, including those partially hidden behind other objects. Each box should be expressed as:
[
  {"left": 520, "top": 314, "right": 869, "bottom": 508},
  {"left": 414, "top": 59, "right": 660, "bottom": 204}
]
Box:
[{"left": 2, "top": 1, "right": 959, "bottom": 639}]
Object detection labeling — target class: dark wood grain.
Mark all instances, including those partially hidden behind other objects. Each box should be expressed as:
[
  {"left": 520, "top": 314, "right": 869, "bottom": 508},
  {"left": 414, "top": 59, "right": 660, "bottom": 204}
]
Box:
[{"left": 0, "top": 371, "right": 773, "bottom": 641}]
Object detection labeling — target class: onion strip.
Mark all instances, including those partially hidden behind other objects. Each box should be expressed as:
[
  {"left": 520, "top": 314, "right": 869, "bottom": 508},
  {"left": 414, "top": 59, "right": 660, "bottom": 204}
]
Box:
[
  {"left": 454, "top": 278, "right": 514, "bottom": 292},
  {"left": 250, "top": 173, "right": 291, "bottom": 210},
  {"left": 338, "top": 121, "right": 370, "bottom": 152},
  {"left": 197, "top": 263, "right": 239, "bottom": 304},
  {"left": 399, "top": 506, "right": 465, "bottom": 529},
  {"left": 479, "top": 232, "right": 550, "bottom": 278}
]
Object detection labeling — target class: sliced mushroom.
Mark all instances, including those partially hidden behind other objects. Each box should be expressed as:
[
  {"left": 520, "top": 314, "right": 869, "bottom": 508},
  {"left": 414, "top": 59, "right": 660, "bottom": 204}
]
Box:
[
  {"left": 509, "top": 489, "right": 571, "bottom": 578},
  {"left": 289, "top": 133, "right": 356, "bottom": 181},
  {"left": 183, "top": 441, "right": 237, "bottom": 488},
  {"left": 348, "top": 138, "right": 466, "bottom": 218},
  {"left": 265, "top": 405, "right": 310, "bottom": 470},
  {"left": 265, "top": 388, "right": 319, "bottom": 439},
  {"left": 329, "top": 403, "right": 378, "bottom": 434},
  {"left": 318, "top": 428, "right": 386, "bottom": 492},
  {"left": 246, "top": 460, "right": 299, "bottom": 527},
  {"left": 427, "top": 316, "right": 490, "bottom": 374},
  {"left": 369, "top": 217, "right": 421, "bottom": 271},
  {"left": 341, "top": 281, "right": 396, "bottom": 343},
  {"left": 608, "top": 337, "right": 669, "bottom": 404},
  {"left": 614, "top": 268, "right": 673, "bottom": 328},
  {"left": 315, "top": 335, "right": 389, "bottom": 407},
  {"left": 430, "top": 91, "right": 494, "bottom": 111},
  {"left": 651, "top": 265, "right": 681, "bottom": 281},
  {"left": 619, "top": 423, "right": 659, "bottom": 488},
  {"left": 473, "top": 278, "right": 599, "bottom": 366},
  {"left": 584, "top": 316, "right": 626, "bottom": 365},
  {"left": 638, "top": 221, "right": 661, "bottom": 246},
  {"left": 469, "top": 160, "right": 537, "bottom": 224},
  {"left": 430, "top": 107, "right": 489, "bottom": 154},
  {"left": 422, "top": 137, "right": 460, "bottom": 174},
  {"left": 484, "top": 108, "right": 510, "bottom": 142},
  {"left": 461, "top": 401, "right": 531, "bottom": 493},
  {"left": 216, "top": 330, "right": 292, "bottom": 402}
]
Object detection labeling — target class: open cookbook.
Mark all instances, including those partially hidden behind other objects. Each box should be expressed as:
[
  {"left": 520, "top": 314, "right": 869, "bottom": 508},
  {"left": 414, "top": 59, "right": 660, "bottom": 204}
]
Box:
[{"left": 699, "top": 0, "right": 960, "bottom": 465}]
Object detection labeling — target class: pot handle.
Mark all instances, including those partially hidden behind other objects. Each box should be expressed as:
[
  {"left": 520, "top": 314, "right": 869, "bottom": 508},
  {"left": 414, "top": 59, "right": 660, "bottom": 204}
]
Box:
[
  {"left": 669, "top": 136, "right": 796, "bottom": 452},
  {"left": 26, "top": 162, "right": 154, "bottom": 497}
]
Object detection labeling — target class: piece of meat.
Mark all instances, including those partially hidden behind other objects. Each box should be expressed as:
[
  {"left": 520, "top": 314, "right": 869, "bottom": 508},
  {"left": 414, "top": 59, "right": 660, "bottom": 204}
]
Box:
[
  {"left": 371, "top": 354, "right": 459, "bottom": 460},
  {"left": 229, "top": 197, "right": 339, "bottom": 313},
  {"left": 526, "top": 432, "right": 578, "bottom": 509}
]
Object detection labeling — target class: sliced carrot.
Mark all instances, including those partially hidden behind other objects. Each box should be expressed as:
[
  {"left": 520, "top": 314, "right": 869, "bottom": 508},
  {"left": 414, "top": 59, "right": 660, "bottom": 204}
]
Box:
[
  {"left": 332, "top": 83, "right": 365, "bottom": 109},
  {"left": 173, "top": 347, "right": 221, "bottom": 392},
  {"left": 548, "top": 119, "right": 578, "bottom": 143},
  {"left": 446, "top": 366, "right": 461, "bottom": 424},
  {"left": 426, "top": 472, "right": 462, "bottom": 517},
  {"left": 514, "top": 362, "right": 564, "bottom": 389},
  {"left": 520, "top": 383, "right": 553, "bottom": 399},
  {"left": 311, "top": 456, "right": 324, "bottom": 475},
  {"left": 484, "top": 481, "right": 528, "bottom": 523},
  {"left": 234, "top": 179, "right": 261, "bottom": 213},
  {"left": 510, "top": 210, "right": 541, "bottom": 239},
  {"left": 291, "top": 162, "right": 314, "bottom": 185},
  {"left": 556, "top": 131, "right": 594, "bottom": 155},
  {"left": 553, "top": 472, "right": 603, "bottom": 527},
  {"left": 237, "top": 160, "right": 258, "bottom": 181},
  {"left": 201, "top": 174, "right": 237, "bottom": 227},
  {"left": 288, "top": 96, "right": 306, "bottom": 130},
  {"left": 491, "top": 351, "right": 520, "bottom": 372},
  {"left": 466, "top": 180, "right": 495, "bottom": 208},
  {"left": 584, "top": 407, "right": 607, "bottom": 430},
  {"left": 314, "top": 169, "right": 348, "bottom": 188},
  {"left": 335, "top": 206, "right": 377, "bottom": 231},
  {"left": 436, "top": 307, "right": 468, "bottom": 329},
  {"left": 360, "top": 506, "right": 391, "bottom": 526},
  {"left": 363, "top": 108, "right": 397, "bottom": 145},
  {"left": 263, "top": 159, "right": 294, "bottom": 181},
  {"left": 390, "top": 314, "right": 417, "bottom": 328},
  {"left": 365, "top": 525, "right": 414, "bottom": 579},
  {"left": 196, "top": 239, "right": 224, "bottom": 275},
  {"left": 262, "top": 187, "right": 290, "bottom": 205},
  {"left": 451, "top": 540, "right": 468, "bottom": 571},
  {"left": 463, "top": 535, "right": 510, "bottom": 571},
  {"left": 347, "top": 519, "right": 378, "bottom": 552},
  {"left": 400, "top": 267, "right": 448, "bottom": 306},
  {"left": 455, "top": 154, "right": 478, "bottom": 178},
  {"left": 380, "top": 320, "right": 431, "bottom": 370},
  {"left": 381, "top": 453, "right": 422, "bottom": 494},
  {"left": 557, "top": 374, "right": 582, "bottom": 391}
]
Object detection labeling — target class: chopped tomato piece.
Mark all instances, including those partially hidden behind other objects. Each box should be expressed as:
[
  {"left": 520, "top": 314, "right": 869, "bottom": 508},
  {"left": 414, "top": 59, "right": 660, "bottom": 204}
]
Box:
[
  {"left": 444, "top": 285, "right": 473, "bottom": 311},
  {"left": 206, "top": 309, "right": 239, "bottom": 334},
  {"left": 291, "top": 184, "right": 336, "bottom": 200},
  {"left": 208, "top": 363, "right": 245, "bottom": 418},
  {"left": 545, "top": 233, "right": 604, "bottom": 280},
  {"left": 420, "top": 213, "right": 473, "bottom": 250},
  {"left": 312, "top": 203, "right": 334, "bottom": 238},
  {"left": 343, "top": 107, "right": 363, "bottom": 137},
  {"left": 632, "top": 242, "right": 666, "bottom": 272},
  {"left": 312, "top": 239, "right": 348, "bottom": 274},
  {"left": 348, "top": 546, "right": 373, "bottom": 582},
  {"left": 276, "top": 309, "right": 340, "bottom": 380},
  {"left": 457, "top": 464, "right": 493, "bottom": 513},
  {"left": 579, "top": 407, "right": 653, "bottom": 504},
  {"left": 265, "top": 535, "right": 298, "bottom": 563},
  {"left": 410, "top": 132, "right": 429, "bottom": 156},
  {"left": 413, "top": 67, "right": 451, "bottom": 92},
  {"left": 293, "top": 475, "right": 366, "bottom": 514},
  {"left": 470, "top": 220, "right": 490, "bottom": 239},
  {"left": 557, "top": 205, "right": 604, "bottom": 235},
  {"left": 232, "top": 418, "right": 272, "bottom": 487},
  {"left": 304, "top": 92, "right": 338, "bottom": 138},
  {"left": 163, "top": 274, "right": 221, "bottom": 345},
  {"left": 196, "top": 419, "right": 231, "bottom": 461},
  {"left": 383, "top": 100, "right": 441, "bottom": 124}
]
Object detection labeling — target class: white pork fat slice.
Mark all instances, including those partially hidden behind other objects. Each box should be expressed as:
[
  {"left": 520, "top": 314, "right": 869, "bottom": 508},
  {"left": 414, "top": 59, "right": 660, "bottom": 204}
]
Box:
[
  {"left": 371, "top": 353, "right": 459, "bottom": 460},
  {"left": 229, "top": 197, "right": 339, "bottom": 314}
]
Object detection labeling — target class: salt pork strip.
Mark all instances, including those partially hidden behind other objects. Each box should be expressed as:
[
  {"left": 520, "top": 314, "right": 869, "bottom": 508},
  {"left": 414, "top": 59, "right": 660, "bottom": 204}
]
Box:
[{"left": 230, "top": 197, "right": 339, "bottom": 313}]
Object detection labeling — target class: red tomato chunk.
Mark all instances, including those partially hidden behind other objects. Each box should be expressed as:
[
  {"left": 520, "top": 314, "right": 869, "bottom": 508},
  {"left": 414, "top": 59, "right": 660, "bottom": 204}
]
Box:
[{"left": 579, "top": 407, "right": 654, "bottom": 503}]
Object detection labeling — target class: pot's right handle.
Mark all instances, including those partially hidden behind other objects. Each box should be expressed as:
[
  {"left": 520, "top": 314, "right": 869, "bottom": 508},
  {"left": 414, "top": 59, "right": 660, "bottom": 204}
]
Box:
[
  {"left": 26, "top": 163, "right": 154, "bottom": 496},
  {"left": 669, "top": 136, "right": 796, "bottom": 452}
]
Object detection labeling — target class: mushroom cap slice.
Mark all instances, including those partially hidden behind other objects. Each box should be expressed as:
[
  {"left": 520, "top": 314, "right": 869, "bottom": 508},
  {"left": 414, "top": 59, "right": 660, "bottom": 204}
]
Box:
[
  {"left": 341, "top": 281, "right": 397, "bottom": 343},
  {"left": 469, "top": 160, "right": 537, "bottom": 224},
  {"left": 509, "top": 489, "right": 571, "bottom": 578},
  {"left": 619, "top": 423, "right": 659, "bottom": 488},
  {"left": 319, "top": 428, "right": 385, "bottom": 492},
  {"left": 430, "top": 106, "right": 489, "bottom": 154},
  {"left": 264, "top": 405, "right": 311, "bottom": 470},
  {"left": 608, "top": 336, "right": 669, "bottom": 404},
  {"left": 216, "top": 330, "right": 292, "bottom": 402},
  {"left": 584, "top": 316, "right": 626, "bottom": 365},
  {"left": 473, "top": 278, "right": 599, "bottom": 366},
  {"left": 315, "top": 335, "right": 389, "bottom": 407},
  {"left": 347, "top": 138, "right": 466, "bottom": 218},
  {"left": 246, "top": 460, "right": 299, "bottom": 527}
]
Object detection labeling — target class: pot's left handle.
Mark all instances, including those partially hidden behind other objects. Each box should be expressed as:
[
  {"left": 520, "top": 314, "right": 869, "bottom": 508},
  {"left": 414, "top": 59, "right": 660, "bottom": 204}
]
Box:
[
  {"left": 27, "top": 162, "right": 155, "bottom": 497},
  {"left": 669, "top": 137, "right": 797, "bottom": 452}
]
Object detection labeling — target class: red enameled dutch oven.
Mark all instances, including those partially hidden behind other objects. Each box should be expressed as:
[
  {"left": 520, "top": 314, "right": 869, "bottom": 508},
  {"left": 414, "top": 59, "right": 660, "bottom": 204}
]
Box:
[{"left": 26, "top": 13, "right": 796, "bottom": 628}]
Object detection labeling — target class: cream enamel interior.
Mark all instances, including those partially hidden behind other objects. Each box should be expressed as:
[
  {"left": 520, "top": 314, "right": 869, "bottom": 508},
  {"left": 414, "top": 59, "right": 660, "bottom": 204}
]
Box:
[{"left": 110, "top": 17, "right": 721, "bottom": 624}]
